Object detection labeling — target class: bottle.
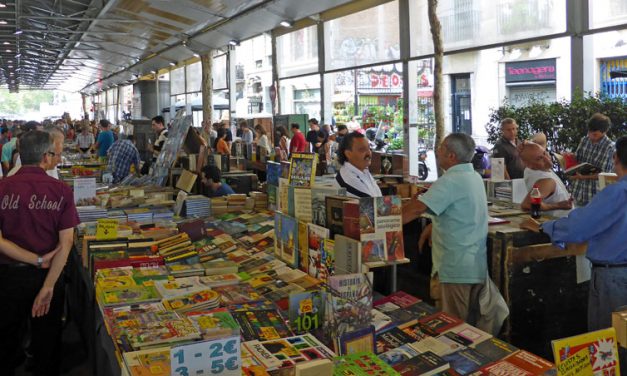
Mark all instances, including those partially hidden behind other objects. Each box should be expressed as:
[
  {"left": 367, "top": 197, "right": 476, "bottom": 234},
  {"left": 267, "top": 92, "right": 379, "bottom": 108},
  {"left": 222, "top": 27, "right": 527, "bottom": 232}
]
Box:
[{"left": 530, "top": 184, "right": 542, "bottom": 219}]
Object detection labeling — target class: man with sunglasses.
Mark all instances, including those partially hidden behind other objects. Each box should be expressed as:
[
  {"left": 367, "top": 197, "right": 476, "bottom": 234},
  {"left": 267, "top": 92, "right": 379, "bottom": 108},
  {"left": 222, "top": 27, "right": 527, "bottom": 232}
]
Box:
[{"left": 0, "top": 130, "right": 80, "bottom": 376}]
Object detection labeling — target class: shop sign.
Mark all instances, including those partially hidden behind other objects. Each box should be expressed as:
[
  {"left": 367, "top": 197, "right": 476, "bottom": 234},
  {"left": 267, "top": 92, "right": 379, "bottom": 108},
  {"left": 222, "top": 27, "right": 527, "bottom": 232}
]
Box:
[
  {"left": 506, "top": 58, "right": 556, "bottom": 82},
  {"left": 357, "top": 68, "right": 403, "bottom": 90}
]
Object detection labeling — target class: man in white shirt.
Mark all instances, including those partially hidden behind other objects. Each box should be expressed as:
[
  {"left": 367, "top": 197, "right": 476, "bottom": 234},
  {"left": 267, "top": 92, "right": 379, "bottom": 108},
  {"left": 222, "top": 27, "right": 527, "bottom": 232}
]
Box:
[
  {"left": 519, "top": 141, "right": 572, "bottom": 217},
  {"left": 335, "top": 132, "right": 381, "bottom": 197}
]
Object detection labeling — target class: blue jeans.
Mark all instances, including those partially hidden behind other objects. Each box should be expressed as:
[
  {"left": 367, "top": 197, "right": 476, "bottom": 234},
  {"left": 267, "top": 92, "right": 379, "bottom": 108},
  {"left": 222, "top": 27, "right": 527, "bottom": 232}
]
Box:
[{"left": 588, "top": 265, "right": 627, "bottom": 331}]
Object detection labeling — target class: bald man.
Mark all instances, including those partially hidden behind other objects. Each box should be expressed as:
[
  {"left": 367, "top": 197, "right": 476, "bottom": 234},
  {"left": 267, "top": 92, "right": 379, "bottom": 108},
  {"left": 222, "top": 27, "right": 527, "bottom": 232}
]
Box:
[{"left": 519, "top": 141, "right": 572, "bottom": 217}]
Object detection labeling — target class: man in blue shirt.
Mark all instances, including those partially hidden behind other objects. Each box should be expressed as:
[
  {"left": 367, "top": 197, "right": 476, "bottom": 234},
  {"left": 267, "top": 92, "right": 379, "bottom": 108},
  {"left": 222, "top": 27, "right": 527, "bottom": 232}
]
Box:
[
  {"left": 522, "top": 135, "right": 627, "bottom": 331},
  {"left": 201, "top": 165, "right": 235, "bottom": 197},
  {"left": 403, "top": 133, "right": 489, "bottom": 326},
  {"left": 94, "top": 119, "right": 114, "bottom": 157},
  {"left": 106, "top": 135, "right": 140, "bottom": 183}
]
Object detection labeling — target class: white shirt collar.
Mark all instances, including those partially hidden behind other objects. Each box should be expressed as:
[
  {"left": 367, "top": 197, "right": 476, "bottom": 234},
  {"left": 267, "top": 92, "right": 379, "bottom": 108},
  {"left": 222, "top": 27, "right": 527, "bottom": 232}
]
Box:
[{"left": 340, "top": 162, "right": 382, "bottom": 197}]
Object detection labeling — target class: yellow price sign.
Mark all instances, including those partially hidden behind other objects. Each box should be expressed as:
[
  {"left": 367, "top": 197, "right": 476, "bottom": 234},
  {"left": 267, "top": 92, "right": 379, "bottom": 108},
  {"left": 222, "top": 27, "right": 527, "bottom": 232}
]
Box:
[
  {"left": 299, "top": 298, "right": 313, "bottom": 314},
  {"left": 96, "top": 219, "right": 119, "bottom": 240}
]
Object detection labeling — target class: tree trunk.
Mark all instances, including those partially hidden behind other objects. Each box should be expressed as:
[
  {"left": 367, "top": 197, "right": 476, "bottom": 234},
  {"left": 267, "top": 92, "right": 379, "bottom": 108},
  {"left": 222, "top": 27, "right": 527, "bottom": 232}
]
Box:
[
  {"left": 201, "top": 53, "right": 213, "bottom": 123},
  {"left": 428, "top": 0, "right": 445, "bottom": 148}
]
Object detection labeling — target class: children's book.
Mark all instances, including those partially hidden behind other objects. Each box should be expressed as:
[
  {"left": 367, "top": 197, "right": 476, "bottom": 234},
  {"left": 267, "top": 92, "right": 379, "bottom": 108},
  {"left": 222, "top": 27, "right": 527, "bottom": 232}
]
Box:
[
  {"left": 184, "top": 308, "right": 240, "bottom": 340},
  {"left": 123, "top": 346, "right": 171, "bottom": 376},
  {"left": 334, "top": 351, "right": 400, "bottom": 376},
  {"left": 307, "top": 223, "right": 330, "bottom": 280},
  {"left": 99, "top": 285, "right": 161, "bottom": 307},
  {"left": 288, "top": 290, "right": 326, "bottom": 334},
  {"left": 288, "top": 153, "right": 318, "bottom": 187},
  {"left": 244, "top": 333, "right": 335, "bottom": 371},
  {"left": 552, "top": 327, "right": 619, "bottom": 376},
  {"left": 232, "top": 308, "right": 293, "bottom": 341}
]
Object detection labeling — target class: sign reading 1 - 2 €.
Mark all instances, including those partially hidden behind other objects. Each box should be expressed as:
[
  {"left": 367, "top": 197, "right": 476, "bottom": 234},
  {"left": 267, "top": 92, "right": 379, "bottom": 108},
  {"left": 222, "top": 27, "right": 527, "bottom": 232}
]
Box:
[{"left": 171, "top": 335, "right": 240, "bottom": 376}]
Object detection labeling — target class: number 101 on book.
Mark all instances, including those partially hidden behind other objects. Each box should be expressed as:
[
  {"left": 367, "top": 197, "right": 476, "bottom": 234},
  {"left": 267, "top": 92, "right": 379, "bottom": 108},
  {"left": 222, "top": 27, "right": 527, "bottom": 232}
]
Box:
[{"left": 171, "top": 335, "right": 241, "bottom": 376}]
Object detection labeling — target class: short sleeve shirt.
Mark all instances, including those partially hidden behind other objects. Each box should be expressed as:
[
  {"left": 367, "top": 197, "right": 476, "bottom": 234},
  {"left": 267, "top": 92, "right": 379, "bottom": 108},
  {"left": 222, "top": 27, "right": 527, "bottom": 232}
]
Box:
[
  {"left": 0, "top": 166, "right": 80, "bottom": 264},
  {"left": 1, "top": 138, "right": 16, "bottom": 163},
  {"left": 419, "top": 163, "right": 488, "bottom": 284},
  {"left": 96, "top": 130, "right": 115, "bottom": 157}
]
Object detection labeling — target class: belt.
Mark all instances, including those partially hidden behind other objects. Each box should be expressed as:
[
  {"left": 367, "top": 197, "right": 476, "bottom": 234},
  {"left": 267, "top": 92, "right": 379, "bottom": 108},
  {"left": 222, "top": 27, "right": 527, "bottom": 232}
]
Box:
[{"left": 591, "top": 262, "right": 627, "bottom": 268}]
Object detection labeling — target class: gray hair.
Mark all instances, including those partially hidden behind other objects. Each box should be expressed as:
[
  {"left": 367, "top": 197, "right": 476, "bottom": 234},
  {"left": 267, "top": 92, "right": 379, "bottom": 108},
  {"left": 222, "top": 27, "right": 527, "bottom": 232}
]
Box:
[
  {"left": 444, "top": 133, "right": 476, "bottom": 163},
  {"left": 19, "top": 130, "right": 53, "bottom": 165},
  {"left": 44, "top": 125, "right": 65, "bottom": 142}
]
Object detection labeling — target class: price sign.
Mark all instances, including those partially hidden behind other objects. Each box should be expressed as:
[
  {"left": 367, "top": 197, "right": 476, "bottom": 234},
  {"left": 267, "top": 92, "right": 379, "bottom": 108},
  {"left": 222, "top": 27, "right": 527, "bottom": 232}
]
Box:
[
  {"left": 171, "top": 335, "right": 240, "bottom": 376},
  {"left": 96, "top": 219, "right": 118, "bottom": 240},
  {"left": 73, "top": 177, "right": 96, "bottom": 204}
]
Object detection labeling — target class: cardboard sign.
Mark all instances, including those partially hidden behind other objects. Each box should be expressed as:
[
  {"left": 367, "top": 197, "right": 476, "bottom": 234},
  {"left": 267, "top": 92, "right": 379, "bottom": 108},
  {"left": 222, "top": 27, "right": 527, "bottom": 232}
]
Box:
[
  {"left": 74, "top": 178, "right": 97, "bottom": 205},
  {"left": 96, "top": 219, "right": 119, "bottom": 240},
  {"left": 171, "top": 335, "right": 240, "bottom": 376}
]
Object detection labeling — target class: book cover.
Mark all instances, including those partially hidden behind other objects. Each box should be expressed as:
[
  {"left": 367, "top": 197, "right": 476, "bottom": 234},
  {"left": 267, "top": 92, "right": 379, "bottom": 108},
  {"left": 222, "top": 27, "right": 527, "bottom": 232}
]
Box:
[
  {"left": 473, "top": 337, "right": 519, "bottom": 363},
  {"left": 232, "top": 308, "right": 293, "bottom": 342},
  {"left": 99, "top": 285, "right": 162, "bottom": 307},
  {"left": 319, "top": 239, "right": 335, "bottom": 283},
  {"left": 184, "top": 308, "right": 240, "bottom": 340},
  {"left": 197, "top": 273, "right": 241, "bottom": 288},
  {"left": 502, "top": 350, "right": 555, "bottom": 375},
  {"left": 564, "top": 162, "right": 601, "bottom": 176},
  {"left": 266, "top": 161, "right": 282, "bottom": 186},
  {"left": 244, "top": 333, "right": 334, "bottom": 371},
  {"left": 376, "top": 327, "right": 417, "bottom": 354},
  {"left": 307, "top": 223, "right": 330, "bottom": 280},
  {"left": 288, "top": 153, "right": 318, "bottom": 187},
  {"left": 443, "top": 323, "right": 493, "bottom": 348},
  {"left": 280, "top": 213, "right": 299, "bottom": 268},
  {"left": 123, "top": 346, "right": 171, "bottom": 376},
  {"left": 278, "top": 178, "right": 290, "bottom": 214},
  {"left": 153, "top": 277, "right": 203, "bottom": 299},
  {"left": 325, "top": 195, "right": 354, "bottom": 237},
  {"left": 267, "top": 184, "right": 277, "bottom": 211},
  {"left": 397, "top": 321, "right": 430, "bottom": 341},
  {"left": 289, "top": 290, "right": 326, "bottom": 334},
  {"left": 311, "top": 186, "right": 346, "bottom": 227},
  {"left": 371, "top": 308, "right": 395, "bottom": 333},
  {"left": 442, "top": 348, "right": 493, "bottom": 375},
  {"left": 124, "top": 312, "right": 201, "bottom": 349},
  {"left": 338, "top": 325, "right": 376, "bottom": 356},
  {"left": 161, "top": 290, "right": 220, "bottom": 312},
  {"left": 343, "top": 200, "right": 361, "bottom": 240},
  {"left": 378, "top": 343, "right": 420, "bottom": 366},
  {"left": 392, "top": 351, "right": 450, "bottom": 376},
  {"left": 552, "top": 328, "right": 620, "bottom": 375},
  {"left": 293, "top": 187, "right": 313, "bottom": 223},
  {"left": 375, "top": 196, "right": 405, "bottom": 261},
  {"left": 335, "top": 351, "right": 400, "bottom": 376},
  {"left": 410, "top": 336, "right": 463, "bottom": 357},
  {"left": 334, "top": 234, "right": 362, "bottom": 275},
  {"left": 297, "top": 220, "right": 309, "bottom": 273},
  {"left": 418, "top": 311, "right": 464, "bottom": 336}
]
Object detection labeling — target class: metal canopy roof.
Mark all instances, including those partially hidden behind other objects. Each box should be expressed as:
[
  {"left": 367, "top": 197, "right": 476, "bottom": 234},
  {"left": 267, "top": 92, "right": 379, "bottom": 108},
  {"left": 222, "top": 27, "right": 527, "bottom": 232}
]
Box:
[{"left": 0, "top": 0, "right": 353, "bottom": 94}]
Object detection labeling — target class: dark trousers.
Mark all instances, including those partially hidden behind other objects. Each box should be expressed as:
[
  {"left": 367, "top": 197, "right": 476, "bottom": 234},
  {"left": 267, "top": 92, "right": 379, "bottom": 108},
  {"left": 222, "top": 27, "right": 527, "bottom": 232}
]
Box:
[{"left": 0, "top": 265, "right": 65, "bottom": 376}]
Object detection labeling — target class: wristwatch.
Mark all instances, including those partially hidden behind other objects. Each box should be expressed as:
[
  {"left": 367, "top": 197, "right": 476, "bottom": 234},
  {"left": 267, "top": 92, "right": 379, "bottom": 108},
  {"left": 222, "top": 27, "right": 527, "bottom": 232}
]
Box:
[{"left": 37, "top": 256, "right": 43, "bottom": 268}]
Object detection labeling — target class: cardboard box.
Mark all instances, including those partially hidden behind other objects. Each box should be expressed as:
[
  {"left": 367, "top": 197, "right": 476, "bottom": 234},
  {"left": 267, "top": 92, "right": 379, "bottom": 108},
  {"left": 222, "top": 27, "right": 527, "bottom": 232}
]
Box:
[{"left": 612, "top": 309, "right": 627, "bottom": 349}]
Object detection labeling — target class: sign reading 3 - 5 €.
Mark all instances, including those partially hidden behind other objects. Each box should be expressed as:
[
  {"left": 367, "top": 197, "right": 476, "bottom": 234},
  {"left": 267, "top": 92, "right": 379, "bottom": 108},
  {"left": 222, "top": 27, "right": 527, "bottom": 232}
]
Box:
[
  {"left": 95, "top": 219, "right": 118, "bottom": 240},
  {"left": 171, "top": 335, "right": 240, "bottom": 376}
]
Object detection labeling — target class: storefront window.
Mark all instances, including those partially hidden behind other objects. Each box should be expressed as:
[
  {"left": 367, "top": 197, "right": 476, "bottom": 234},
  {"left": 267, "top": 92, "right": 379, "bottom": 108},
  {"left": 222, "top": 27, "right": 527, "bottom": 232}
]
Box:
[
  {"left": 325, "top": 1, "right": 400, "bottom": 71},
  {"left": 234, "top": 34, "right": 273, "bottom": 118},
  {"left": 408, "top": 59, "right": 436, "bottom": 180},
  {"left": 279, "top": 74, "right": 321, "bottom": 120},
  {"left": 410, "top": 0, "right": 566, "bottom": 56},
  {"left": 186, "top": 62, "right": 201, "bottom": 93},
  {"left": 170, "top": 67, "right": 185, "bottom": 95},
  {"left": 584, "top": 29, "right": 627, "bottom": 96},
  {"left": 213, "top": 54, "right": 228, "bottom": 90},
  {"left": 590, "top": 0, "right": 627, "bottom": 29},
  {"left": 276, "top": 25, "right": 319, "bottom": 78}
]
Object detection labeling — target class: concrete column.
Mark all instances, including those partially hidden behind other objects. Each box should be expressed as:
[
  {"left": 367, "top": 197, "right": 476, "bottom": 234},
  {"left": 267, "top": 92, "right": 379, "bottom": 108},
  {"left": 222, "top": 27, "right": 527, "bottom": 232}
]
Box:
[{"left": 201, "top": 53, "right": 214, "bottom": 123}]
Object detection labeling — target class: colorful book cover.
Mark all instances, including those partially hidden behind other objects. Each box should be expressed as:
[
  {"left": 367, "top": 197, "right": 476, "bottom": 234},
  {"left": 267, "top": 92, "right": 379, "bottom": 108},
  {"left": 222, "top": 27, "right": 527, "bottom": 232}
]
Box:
[
  {"left": 232, "top": 308, "right": 293, "bottom": 341},
  {"left": 443, "top": 322, "right": 492, "bottom": 348},
  {"left": 307, "top": 223, "right": 330, "bottom": 280},
  {"left": 267, "top": 184, "right": 277, "bottom": 211},
  {"left": 418, "top": 311, "right": 464, "bottom": 336},
  {"left": 371, "top": 308, "right": 395, "bottom": 333},
  {"left": 378, "top": 343, "right": 420, "bottom": 366},
  {"left": 342, "top": 201, "right": 361, "bottom": 241},
  {"left": 325, "top": 195, "right": 354, "bottom": 237},
  {"left": 397, "top": 320, "right": 430, "bottom": 341},
  {"left": 392, "top": 351, "right": 450, "bottom": 376},
  {"left": 288, "top": 153, "right": 318, "bottom": 187},
  {"left": 486, "top": 350, "right": 554, "bottom": 375},
  {"left": 338, "top": 325, "right": 376, "bottom": 356},
  {"left": 410, "top": 336, "right": 463, "bottom": 357},
  {"left": 293, "top": 187, "right": 313, "bottom": 223},
  {"left": 473, "top": 336, "right": 519, "bottom": 362},
  {"left": 245, "top": 333, "right": 335, "bottom": 371},
  {"left": 266, "top": 161, "right": 282, "bottom": 186},
  {"left": 162, "top": 289, "right": 220, "bottom": 312},
  {"left": 551, "top": 327, "right": 620, "bottom": 376},
  {"left": 153, "top": 277, "right": 203, "bottom": 299},
  {"left": 375, "top": 327, "right": 417, "bottom": 354},
  {"left": 319, "top": 239, "right": 335, "bottom": 283},
  {"left": 442, "top": 348, "right": 493, "bottom": 375},
  {"left": 326, "top": 273, "right": 373, "bottom": 340},
  {"left": 311, "top": 186, "right": 346, "bottom": 227},
  {"left": 197, "top": 273, "right": 241, "bottom": 288},
  {"left": 288, "top": 290, "right": 326, "bottom": 334},
  {"left": 184, "top": 308, "right": 240, "bottom": 339},
  {"left": 123, "top": 346, "right": 171, "bottom": 376},
  {"left": 334, "top": 351, "right": 400, "bottom": 376},
  {"left": 280, "top": 213, "right": 299, "bottom": 268},
  {"left": 99, "top": 285, "right": 161, "bottom": 307},
  {"left": 403, "top": 301, "right": 440, "bottom": 320},
  {"left": 374, "top": 291, "right": 421, "bottom": 309}
]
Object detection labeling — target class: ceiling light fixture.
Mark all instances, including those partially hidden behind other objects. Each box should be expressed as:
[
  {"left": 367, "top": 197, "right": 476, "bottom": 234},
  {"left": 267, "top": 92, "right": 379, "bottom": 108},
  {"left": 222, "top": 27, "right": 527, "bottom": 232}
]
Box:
[
  {"left": 14, "top": 54, "right": 19, "bottom": 58},
  {"left": 0, "top": 3, "right": 6, "bottom": 8},
  {"left": 14, "top": 29, "right": 22, "bottom": 35},
  {"left": 228, "top": 40, "right": 239, "bottom": 46},
  {"left": 0, "top": 20, "right": 7, "bottom": 25},
  {"left": 193, "top": 53, "right": 200, "bottom": 58},
  {"left": 280, "top": 20, "right": 293, "bottom": 28},
  {"left": 169, "top": 62, "right": 175, "bottom": 67},
  {"left": 2, "top": 42, "right": 8, "bottom": 45}
]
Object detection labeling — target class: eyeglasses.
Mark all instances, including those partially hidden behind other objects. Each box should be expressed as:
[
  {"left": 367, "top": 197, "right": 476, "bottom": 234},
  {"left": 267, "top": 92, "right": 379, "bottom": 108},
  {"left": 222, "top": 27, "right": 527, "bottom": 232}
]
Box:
[{"left": 46, "top": 151, "right": 56, "bottom": 157}]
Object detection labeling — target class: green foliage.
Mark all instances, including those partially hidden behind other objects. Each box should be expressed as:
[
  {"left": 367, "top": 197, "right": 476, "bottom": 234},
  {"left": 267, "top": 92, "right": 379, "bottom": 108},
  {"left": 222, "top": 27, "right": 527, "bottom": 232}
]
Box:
[
  {"left": 0, "top": 89, "right": 54, "bottom": 115},
  {"left": 486, "top": 92, "right": 627, "bottom": 152}
]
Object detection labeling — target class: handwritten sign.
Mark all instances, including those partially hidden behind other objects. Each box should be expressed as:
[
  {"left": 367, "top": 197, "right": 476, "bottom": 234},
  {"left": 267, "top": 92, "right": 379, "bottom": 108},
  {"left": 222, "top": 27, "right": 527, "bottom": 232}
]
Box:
[
  {"left": 171, "top": 335, "right": 240, "bottom": 376},
  {"left": 96, "top": 219, "right": 118, "bottom": 240},
  {"left": 73, "top": 178, "right": 97, "bottom": 205}
]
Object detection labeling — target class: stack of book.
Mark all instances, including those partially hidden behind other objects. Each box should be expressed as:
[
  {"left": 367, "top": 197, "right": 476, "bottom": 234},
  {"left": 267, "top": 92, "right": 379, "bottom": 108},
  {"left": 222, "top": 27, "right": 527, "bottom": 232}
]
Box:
[
  {"left": 227, "top": 194, "right": 247, "bottom": 211},
  {"left": 210, "top": 197, "right": 228, "bottom": 215},
  {"left": 183, "top": 195, "right": 211, "bottom": 217},
  {"left": 124, "top": 208, "right": 153, "bottom": 224},
  {"left": 162, "top": 289, "right": 221, "bottom": 313},
  {"left": 249, "top": 191, "right": 268, "bottom": 210},
  {"left": 77, "top": 206, "right": 108, "bottom": 223},
  {"left": 107, "top": 209, "right": 127, "bottom": 221},
  {"left": 152, "top": 207, "right": 174, "bottom": 222}
]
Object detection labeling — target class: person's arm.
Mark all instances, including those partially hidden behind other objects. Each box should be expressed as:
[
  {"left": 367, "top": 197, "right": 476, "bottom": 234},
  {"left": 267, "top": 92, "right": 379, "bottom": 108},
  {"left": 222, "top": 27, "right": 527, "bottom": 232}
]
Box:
[
  {"left": 521, "top": 178, "right": 558, "bottom": 211},
  {"left": 32, "top": 227, "right": 74, "bottom": 317},
  {"left": 402, "top": 198, "right": 429, "bottom": 225},
  {"left": 0, "top": 233, "right": 58, "bottom": 267}
]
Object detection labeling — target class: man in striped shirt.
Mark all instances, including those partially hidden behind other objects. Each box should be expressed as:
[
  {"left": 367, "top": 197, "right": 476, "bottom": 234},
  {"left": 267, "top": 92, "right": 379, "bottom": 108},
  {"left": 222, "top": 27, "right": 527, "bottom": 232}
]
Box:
[{"left": 570, "top": 113, "right": 615, "bottom": 206}]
